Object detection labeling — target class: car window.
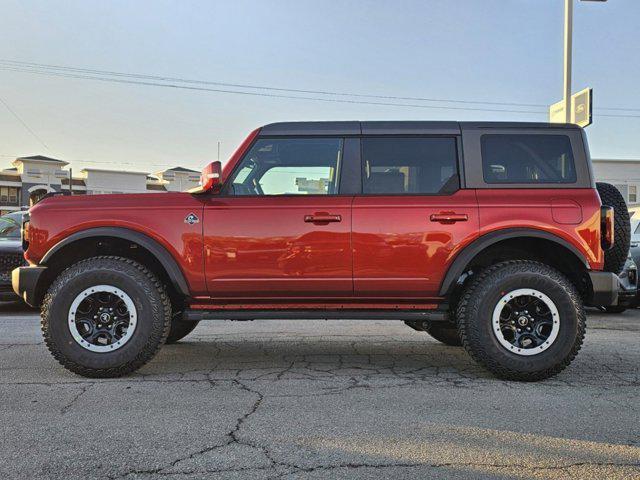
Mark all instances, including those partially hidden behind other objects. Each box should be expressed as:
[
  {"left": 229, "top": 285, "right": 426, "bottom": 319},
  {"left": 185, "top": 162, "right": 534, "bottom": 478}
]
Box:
[
  {"left": 361, "top": 137, "right": 458, "bottom": 195},
  {"left": 0, "top": 215, "right": 21, "bottom": 238},
  {"left": 481, "top": 134, "right": 576, "bottom": 184},
  {"left": 228, "top": 138, "right": 342, "bottom": 196}
]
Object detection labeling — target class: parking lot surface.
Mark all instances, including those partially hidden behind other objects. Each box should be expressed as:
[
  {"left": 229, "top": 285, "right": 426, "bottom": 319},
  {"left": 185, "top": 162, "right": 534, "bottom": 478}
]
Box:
[{"left": 0, "top": 303, "right": 638, "bottom": 480}]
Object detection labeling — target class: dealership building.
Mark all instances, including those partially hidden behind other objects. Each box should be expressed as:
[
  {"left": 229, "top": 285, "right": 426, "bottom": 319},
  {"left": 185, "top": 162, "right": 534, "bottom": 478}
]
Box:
[
  {"left": 1, "top": 154, "right": 639, "bottom": 216},
  {"left": 0, "top": 155, "right": 201, "bottom": 214}
]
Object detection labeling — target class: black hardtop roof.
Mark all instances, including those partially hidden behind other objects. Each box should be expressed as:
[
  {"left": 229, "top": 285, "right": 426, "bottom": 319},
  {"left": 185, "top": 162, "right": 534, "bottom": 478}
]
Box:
[{"left": 260, "top": 121, "right": 581, "bottom": 136}]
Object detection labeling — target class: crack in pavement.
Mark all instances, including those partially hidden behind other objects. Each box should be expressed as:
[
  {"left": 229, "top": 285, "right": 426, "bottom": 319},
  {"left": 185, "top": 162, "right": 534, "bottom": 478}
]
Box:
[
  {"left": 106, "top": 458, "right": 640, "bottom": 478},
  {"left": 60, "top": 383, "right": 93, "bottom": 415},
  {"left": 110, "top": 378, "right": 283, "bottom": 479}
]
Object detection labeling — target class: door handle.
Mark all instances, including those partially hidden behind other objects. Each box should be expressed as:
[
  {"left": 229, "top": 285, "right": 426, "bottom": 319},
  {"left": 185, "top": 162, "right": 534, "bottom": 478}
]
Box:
[
  {"left": 430, "top": 213, "right": 468, "bottom": 224},
  {"left": 304, "top": 213, "right": 342, "bottom": 223}
]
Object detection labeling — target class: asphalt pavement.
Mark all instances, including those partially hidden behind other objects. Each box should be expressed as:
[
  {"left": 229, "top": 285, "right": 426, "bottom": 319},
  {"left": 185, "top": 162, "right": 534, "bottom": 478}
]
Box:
[{"left": 0, "top": 302, "right": 638, "bottom": 479}]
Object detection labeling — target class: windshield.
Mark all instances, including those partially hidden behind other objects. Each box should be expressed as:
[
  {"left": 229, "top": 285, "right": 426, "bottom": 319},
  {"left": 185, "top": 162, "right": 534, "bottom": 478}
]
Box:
[{"left": 0, "top": 212, "right": 23, "bottom": 238}]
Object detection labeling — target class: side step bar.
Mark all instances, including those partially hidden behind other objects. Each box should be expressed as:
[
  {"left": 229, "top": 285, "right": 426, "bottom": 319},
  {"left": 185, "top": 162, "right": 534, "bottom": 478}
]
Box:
[{"left": 182, "top": 309, "right": 449, "bottom": 322}]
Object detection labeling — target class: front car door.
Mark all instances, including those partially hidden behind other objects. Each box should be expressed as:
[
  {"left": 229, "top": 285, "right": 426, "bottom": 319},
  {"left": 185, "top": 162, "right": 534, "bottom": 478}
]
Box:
[
  {"left": 352, "top": 128, "right": 479, "bottom": 298},
  {"left": 203, "top": 135, "right": 354, "bottom": 298}
]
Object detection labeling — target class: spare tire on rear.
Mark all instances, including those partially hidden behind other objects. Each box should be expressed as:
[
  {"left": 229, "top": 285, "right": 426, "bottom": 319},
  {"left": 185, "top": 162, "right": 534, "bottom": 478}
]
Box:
[{"left": 596, "top": 182, "right": 630, "bottom": 274}]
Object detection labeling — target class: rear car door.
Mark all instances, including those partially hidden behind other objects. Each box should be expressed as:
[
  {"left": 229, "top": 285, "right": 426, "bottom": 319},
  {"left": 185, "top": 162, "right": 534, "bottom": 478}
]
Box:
[
  {"left": 203, "top": 136, "right": 355, "bottom": 298},
  {"left": 352, "top": 129, "right": 479, "bottom": 298}
]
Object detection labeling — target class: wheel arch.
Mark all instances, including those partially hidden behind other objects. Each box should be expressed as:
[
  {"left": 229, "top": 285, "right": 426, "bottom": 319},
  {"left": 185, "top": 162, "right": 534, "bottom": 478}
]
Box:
[
  {"left": 439, "top": 228, "right": 591, "bottom": 297},
  {"left": 39, "top": 227, "right": 190, "bottom": 301}
]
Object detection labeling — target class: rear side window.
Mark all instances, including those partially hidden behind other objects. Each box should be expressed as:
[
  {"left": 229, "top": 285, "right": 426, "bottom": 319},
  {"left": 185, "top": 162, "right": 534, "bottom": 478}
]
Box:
[
  {"left": 481, "top": 134, "right": 576, "bottom": 184},
  {"left": 362, "top": 137, "right": 459, "bottom": 195}
]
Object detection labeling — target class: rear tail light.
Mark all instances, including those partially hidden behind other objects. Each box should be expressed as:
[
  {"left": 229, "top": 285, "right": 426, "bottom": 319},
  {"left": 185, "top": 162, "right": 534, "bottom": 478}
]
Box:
[{"left": 601, "top": 206, "right": 615, "bottom": 250}]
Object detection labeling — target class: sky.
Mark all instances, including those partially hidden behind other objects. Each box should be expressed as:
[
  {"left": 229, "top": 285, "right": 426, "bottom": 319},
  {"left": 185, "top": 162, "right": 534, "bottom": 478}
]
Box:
[{"left": 0, "top": 0, "right": 639, "bottom": 174}]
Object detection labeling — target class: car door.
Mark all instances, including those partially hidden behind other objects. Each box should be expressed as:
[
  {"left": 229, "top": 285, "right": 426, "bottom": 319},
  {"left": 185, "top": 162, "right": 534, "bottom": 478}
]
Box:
[
  {"left": 203, "top": 136, "right": 354, "bottom": 298},
  {"left": 352, "top": 135, "right": 479, "bottom": 298}
]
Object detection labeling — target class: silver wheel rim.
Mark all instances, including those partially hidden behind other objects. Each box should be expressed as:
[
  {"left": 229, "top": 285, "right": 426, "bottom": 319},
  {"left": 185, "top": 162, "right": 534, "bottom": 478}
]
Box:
[
  {"left": 492, "top": 288, "right": 560, "bottom": 356},
  {"left": 68, "top": 285, "right": 137, "bottom": 353}
]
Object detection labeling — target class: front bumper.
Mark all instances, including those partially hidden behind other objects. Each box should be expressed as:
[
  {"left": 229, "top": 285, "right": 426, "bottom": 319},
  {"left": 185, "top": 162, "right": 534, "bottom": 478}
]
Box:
[
  {"left": 588, "top": 271, "right": 620, "bottom": 307},
  {"left": 12, "top": 265, "right": 46, "bottom": 306}
]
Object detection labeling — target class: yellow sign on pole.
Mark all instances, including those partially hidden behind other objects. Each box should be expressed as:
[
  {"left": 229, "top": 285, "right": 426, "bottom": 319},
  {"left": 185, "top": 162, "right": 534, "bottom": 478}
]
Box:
[{"left": 549, "top": 87, "right": 593, "bottom": 127}]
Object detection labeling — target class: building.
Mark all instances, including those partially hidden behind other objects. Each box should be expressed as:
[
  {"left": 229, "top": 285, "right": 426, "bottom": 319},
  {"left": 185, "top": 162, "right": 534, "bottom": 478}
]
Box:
[
  {"left": 154, "top": 166, "right": 201, "bottom": 192},
  {"left": 591, "top": 159, "right": 640, "bottom": 207},
  {"left": 0, "top": 155, "right": 201, "bottom": 215}
]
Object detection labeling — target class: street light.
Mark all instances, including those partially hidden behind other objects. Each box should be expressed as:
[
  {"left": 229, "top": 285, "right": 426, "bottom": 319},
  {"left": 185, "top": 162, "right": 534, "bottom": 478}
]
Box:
[{"left": 564, "top": 0, "right": 607, "bottom": 122}]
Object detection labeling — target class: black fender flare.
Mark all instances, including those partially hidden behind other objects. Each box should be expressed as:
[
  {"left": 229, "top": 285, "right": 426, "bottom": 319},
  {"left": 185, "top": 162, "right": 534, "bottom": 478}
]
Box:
[
  {"left": 41, "top": 227, "right": 190, "bottom": 296},
  {"left": 439, "top": 228, "right": 590, "bottom": 296}
]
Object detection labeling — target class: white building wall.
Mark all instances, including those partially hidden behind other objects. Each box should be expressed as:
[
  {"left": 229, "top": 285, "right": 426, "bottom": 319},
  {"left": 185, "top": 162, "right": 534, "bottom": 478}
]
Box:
[
  {"left": 82, "top": 169, "right": 150, "bottom": 194},
  {"left": 160, "top": 171, "right": 200, "bottom": 192},
  {"left": 592, "top": 159, "right": 640, "bottom": 206},
  {"left": 15, "top": 160, "right": 66, "bottom": 187}
]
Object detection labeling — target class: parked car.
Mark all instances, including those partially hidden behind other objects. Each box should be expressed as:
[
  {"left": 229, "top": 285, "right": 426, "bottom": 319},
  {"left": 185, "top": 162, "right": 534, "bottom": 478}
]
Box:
[
  {"left": 629, "top": 218, "right": 640, "bottom": 267},
  {"left": 600, "top": 254, "right": 638, "bottom": 313},
  {"left": 0, "top": 211, "right": 26, "bottom": 301},
  {"left": 13, "top": 121, "right": 630, "bottom": 381}
]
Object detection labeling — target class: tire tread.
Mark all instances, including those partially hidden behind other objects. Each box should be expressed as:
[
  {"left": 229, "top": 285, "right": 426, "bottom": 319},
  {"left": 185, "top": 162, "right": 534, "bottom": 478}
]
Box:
[
  {"left": 457, "top": 260, "right": 586, "bottom": 381},
  {"left": 41, "top": 256, "right": 171, "bottom": 378}
]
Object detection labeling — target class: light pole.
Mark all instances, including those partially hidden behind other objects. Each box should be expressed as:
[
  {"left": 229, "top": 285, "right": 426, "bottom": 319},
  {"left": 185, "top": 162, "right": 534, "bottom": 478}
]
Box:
[
  {"left": 563, "top": 0, "right": 573, "bottom": 123},
  {"left": 563, "top": 0, "right": 606, "bottom": 123}
]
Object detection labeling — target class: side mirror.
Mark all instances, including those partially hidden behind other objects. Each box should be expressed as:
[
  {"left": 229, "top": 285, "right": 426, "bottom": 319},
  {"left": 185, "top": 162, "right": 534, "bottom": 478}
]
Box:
[{"left": 190, "top": 161, "right": 222, "bottom": 194}]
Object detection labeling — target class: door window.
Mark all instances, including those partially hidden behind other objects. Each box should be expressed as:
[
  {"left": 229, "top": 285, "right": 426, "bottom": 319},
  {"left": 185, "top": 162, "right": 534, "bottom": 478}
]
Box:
[
  {"left": 228, "top": 138, "right": 342, "bottom": 195},
  {"left": 361, "top": 137, "right": 459, "bottom": 195}
]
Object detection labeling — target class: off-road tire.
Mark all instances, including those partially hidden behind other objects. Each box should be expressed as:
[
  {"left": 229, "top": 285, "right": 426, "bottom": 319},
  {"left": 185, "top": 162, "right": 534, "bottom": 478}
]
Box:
[
  {"left": 166, "top": 315, "right": 199, "bottom": 344},
  {"left": 41, "top": 256, "right": 171, "bottom": 378},
  {"left": 597, "top": 182, "right": 630, "bottom": 274},
  {"left": 423, "top": 323, "right": 462, "bottom": 347},
  {"left": 457, "top": 260, "right": 586, "bottom": 381}
]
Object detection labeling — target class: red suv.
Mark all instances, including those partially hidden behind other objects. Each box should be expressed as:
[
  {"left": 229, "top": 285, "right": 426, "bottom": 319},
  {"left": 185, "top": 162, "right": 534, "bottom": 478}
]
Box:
[{"left": 13, "top": 121, "right": 629, "bottom": 380}]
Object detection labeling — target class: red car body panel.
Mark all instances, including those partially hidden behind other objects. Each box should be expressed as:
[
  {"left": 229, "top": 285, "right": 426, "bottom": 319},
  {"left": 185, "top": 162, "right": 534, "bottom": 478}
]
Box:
[
  {"left": 476, "top": 189, "right": 604, "bottom": 269},
  {"left": 25, "top": 193, "right": 208, "bottom": 295},
  {"left": 202, "top": 195, "right": 353, "bottom": 297},
  {"left": 352, "top": 190, "right": 479, "bottom": 297}
]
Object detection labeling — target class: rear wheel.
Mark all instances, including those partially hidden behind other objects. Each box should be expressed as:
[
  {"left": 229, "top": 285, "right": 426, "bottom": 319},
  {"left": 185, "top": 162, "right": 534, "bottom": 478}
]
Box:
[
  {"left": 41, "top": 256, "right": 171, "bottom": 378},
  {"left": 457, "top": 260, "right": 585, "bottom": 381}
]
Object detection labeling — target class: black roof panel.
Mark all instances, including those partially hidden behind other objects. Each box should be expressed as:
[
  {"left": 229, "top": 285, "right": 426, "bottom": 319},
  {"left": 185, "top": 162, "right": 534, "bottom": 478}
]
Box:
[
  {"left": 361, "top": 121, "right": 460, "bottom": 135},
  {"left": 460, "top": 121, "right": 581, "bottom": 130},
  {"left": 259, "top": 121, "right": 581, "bottom": 136},
  {"left": 260, "top": 121, "right": 360, "bottom": 136}
]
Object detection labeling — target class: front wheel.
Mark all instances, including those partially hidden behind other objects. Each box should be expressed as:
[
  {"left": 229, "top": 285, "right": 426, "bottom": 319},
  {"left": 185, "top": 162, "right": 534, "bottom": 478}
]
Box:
[
  {"left": 41, "top": 256, "right": 172, "bottom": 378},
  {"left": 457, "top": 260, "right": 585, "bottom": 381}
]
